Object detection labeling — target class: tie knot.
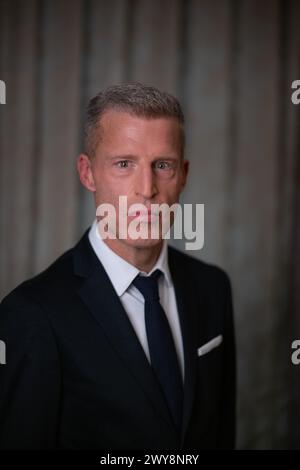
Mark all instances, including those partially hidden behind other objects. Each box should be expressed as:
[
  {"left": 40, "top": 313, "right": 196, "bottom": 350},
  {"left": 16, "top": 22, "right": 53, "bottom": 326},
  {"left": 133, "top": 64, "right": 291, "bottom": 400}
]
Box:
[{"left": 132, "top": 269, "right": 162, "bottom": 301}]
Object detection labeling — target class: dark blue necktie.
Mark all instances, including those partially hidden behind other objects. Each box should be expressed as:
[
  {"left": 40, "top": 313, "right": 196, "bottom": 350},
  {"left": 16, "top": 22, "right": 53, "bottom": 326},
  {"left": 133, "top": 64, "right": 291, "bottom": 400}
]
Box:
[{"left": 132, "top": 269, "right": 183, "bottom": 432}]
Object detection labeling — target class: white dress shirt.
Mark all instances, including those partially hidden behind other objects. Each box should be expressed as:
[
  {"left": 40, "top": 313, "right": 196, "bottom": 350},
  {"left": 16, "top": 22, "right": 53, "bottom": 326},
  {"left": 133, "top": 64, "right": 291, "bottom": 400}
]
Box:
[{"left": 88, "top": 219, "right": 185, "bottom": 382}]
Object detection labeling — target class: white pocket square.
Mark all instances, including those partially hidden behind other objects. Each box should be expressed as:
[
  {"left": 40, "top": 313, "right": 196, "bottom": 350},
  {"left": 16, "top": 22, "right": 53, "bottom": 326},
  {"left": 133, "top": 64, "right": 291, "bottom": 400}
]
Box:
[{"left": 197, "top": 335, "right": 223, "bottom": 356}]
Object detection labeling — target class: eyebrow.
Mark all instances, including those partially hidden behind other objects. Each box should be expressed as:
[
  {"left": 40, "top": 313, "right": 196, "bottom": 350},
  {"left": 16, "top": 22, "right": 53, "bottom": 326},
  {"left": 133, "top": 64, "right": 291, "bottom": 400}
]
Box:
[
  {"left": 107, "top": 155, "right": 138, "bottom": 161},
  {"left": 107, "top": 155, "right": 179, "bottom": 161}
]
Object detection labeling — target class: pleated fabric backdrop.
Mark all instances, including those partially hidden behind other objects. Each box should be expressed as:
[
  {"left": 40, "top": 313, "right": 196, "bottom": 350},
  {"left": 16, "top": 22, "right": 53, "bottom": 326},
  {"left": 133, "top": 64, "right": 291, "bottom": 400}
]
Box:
[{"left": 0, "top": 0, "right": 299, "bottom": 449}]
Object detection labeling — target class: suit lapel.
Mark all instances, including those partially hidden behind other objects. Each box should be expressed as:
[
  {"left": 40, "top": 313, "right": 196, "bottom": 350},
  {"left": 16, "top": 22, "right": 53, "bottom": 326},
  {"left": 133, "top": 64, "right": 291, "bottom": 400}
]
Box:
[
  {"left": 168, "top": 247, "right": 203, "bottom": 448},
  {"left": 73, "top": 232, "right": 176, "bottom": 433}
]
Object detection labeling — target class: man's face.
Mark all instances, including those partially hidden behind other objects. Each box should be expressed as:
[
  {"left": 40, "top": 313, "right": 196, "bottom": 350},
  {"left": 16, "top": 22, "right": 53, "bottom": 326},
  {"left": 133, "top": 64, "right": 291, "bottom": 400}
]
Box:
[{"left": 78, "top": 110, "right": 189, "bottom": 249}]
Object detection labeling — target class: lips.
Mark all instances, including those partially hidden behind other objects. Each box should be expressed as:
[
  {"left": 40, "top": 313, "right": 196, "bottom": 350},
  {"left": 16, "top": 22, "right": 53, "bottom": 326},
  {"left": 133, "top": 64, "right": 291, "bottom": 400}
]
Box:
[
  {"left": 138, "top": 212, "right": 159, "bottom": 222},
  {"left": 127, "top": 208, "right": 159, "bottom": 221}
]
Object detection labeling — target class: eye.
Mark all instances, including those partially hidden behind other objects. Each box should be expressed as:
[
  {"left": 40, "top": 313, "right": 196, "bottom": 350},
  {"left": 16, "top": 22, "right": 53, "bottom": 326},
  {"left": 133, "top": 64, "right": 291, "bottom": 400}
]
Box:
[
  {"left": 116, "top": 160, "right": 129, "bottom": 168},
  {"left": 155, "top": 161, "right": 171, "bottom": 170}
]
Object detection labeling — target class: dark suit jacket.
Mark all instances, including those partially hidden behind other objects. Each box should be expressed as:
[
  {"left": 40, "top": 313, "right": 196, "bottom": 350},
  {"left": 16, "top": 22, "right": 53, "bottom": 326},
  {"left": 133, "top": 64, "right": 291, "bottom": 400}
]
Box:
[{"left": 0, "top": 230, "right": 236, "bottom": 450}]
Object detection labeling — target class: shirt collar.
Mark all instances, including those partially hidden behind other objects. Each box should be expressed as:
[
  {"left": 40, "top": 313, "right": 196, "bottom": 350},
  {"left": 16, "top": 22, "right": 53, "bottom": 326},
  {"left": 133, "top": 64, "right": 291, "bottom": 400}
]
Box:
[{"left": 88, "top": 219, "right": 173, "bottom": 297}]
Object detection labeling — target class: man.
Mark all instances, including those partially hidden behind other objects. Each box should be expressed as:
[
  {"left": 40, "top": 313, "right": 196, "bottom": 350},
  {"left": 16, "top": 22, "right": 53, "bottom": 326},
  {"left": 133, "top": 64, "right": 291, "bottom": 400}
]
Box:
[{"left": 0, "top": 83, "right": 236, "bottom": 449}]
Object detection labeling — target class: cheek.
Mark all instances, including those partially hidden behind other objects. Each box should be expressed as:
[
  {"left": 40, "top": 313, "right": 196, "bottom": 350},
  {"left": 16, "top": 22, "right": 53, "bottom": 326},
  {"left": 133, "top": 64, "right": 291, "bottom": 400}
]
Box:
[
  {"left": 93, "top": 172, "right": 114, "bottom": 197},
  {"left": 158, "top": 180, "right": 182, "bottom": 200},
  {"left": 94, "top": 181, "right": 128, "bottom": 210}
]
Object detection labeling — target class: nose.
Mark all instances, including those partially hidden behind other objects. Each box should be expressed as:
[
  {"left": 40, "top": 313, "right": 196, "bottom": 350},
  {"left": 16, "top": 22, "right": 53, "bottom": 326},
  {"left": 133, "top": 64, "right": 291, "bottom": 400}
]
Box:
[{"left": 135, "top": 164, "right": 158, "bottom": 201}]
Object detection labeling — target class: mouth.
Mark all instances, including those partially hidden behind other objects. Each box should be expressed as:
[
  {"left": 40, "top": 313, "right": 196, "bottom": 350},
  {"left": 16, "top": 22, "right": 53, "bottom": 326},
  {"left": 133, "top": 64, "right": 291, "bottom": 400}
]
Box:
[{"left": 127, "top": 208, "right": 160, "bottom": 222}]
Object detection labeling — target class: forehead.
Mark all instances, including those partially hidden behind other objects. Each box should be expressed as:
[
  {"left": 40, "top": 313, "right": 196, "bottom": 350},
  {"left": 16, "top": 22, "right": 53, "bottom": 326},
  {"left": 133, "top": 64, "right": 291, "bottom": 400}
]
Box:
[{"left": 96, "top": 110, "right": 182, "bottom": 156}]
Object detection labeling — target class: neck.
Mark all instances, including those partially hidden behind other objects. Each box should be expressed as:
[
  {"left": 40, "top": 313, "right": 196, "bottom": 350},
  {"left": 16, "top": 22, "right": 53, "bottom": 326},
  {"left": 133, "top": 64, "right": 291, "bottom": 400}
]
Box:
[{"left": 103, "top": 238, "right": 163, "bottom": 273}]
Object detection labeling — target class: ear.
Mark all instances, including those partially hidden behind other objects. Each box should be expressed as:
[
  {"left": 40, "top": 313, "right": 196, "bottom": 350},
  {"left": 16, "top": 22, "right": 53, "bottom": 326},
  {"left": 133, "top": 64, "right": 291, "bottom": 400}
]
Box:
[
  {"left": 77, "top": 154, "right": 96, "bottom": 192},
  {"left": 180, "top": 159, "right": 189, "bottom": 191}
]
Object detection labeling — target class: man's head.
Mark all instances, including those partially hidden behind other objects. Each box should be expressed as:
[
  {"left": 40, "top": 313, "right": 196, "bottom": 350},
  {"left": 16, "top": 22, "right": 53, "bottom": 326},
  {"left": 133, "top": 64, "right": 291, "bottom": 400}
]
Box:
[
  {"left": 77, "top": 82, "right": 189, "bottom": 254},
  {"left": 83, "top": 82, "right": 185, "bottom": 159}
]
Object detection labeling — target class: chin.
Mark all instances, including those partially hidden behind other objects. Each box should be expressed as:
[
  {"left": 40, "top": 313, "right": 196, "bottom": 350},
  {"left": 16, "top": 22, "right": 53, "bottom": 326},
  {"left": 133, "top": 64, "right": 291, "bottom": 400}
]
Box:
[{"left": 121, "top": 236, "right": 164, "bottom": 249}]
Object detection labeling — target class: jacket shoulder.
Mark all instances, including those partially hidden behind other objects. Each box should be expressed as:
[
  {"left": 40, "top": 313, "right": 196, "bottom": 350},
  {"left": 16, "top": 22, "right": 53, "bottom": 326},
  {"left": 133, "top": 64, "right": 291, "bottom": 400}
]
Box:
[
  {"left": 0, "top": 245, "right": 76, "bottom": 328},
  {"left": 168, "top": 245, "right": 232, "bottom": 290}
]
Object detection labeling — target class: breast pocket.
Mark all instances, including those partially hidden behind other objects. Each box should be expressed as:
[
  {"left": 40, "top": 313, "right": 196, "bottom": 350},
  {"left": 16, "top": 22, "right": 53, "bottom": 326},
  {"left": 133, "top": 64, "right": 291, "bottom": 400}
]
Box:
[
  {"left": 196, "top": 335, "right": 223, "bottom": 404},
  {"left": 197, "top": 334, "right": 223, "bottom": 357}
]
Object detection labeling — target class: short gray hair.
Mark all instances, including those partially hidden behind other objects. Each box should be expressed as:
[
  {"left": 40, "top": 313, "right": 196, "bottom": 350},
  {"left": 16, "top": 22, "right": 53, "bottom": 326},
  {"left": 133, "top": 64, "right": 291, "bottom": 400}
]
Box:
[{"left": 84, "top": 82, "right": 185, "bottom": 158}]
